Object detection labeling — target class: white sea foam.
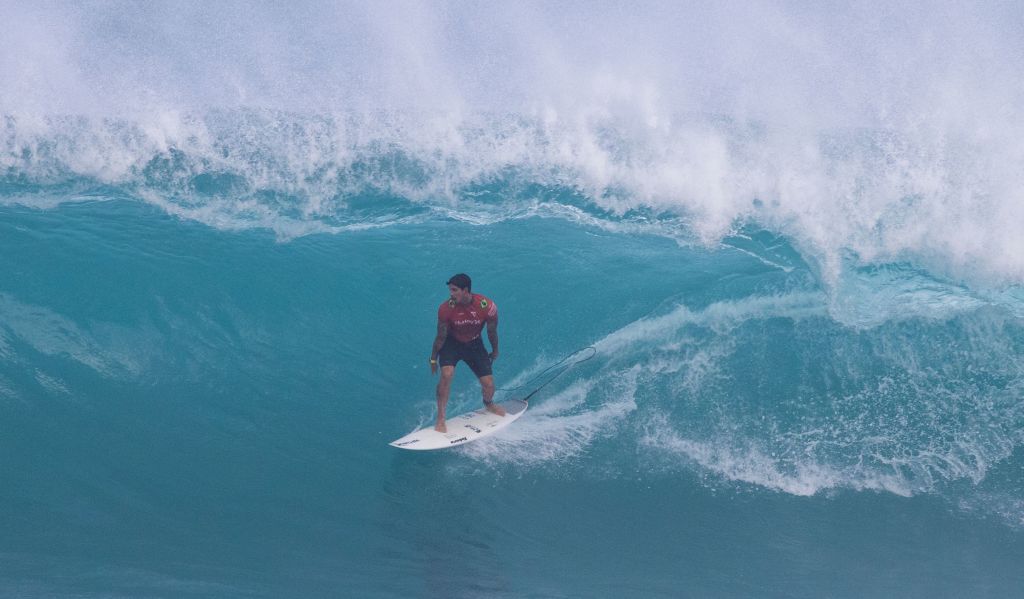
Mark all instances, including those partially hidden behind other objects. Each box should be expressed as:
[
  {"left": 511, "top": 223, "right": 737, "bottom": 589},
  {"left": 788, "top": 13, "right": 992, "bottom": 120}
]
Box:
[
  {"left": 594, "top": 292, "right": 828, "bottom": 355},
  {"left": 463, "top": 284, "right": 1023, "bottom": 527},
  {"left": 458, "top": 368, "right": 639, "bottom": 466},
  {"left": 621, "top": 301, "right": 1024, "bottom": 520},
  {"left": 960, "top": 492, "right": 1024, "bottom": 529},
  {"left": 3, "top": 3, "right": 1024, "bottom": 285},
  {"left": 640, "top": 417, "right": 914, "bottom": 497},
  {"left": 638, "top": 385, "right": 1023, "bottom": 500}
]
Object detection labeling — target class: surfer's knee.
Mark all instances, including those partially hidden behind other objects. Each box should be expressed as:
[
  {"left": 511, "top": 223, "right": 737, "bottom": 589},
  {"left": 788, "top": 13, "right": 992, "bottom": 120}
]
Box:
[{"left": 439, "top": 366, "right": 455, "bottom": 381}]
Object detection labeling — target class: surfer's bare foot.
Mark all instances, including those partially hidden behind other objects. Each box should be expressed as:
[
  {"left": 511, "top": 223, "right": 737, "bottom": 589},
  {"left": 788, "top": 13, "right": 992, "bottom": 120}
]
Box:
[
  {"left": 434, "top": 421, "right": 447, "bottom": 433},
  {"left": 485, "top": 403, "right": 506, "bottom": 416}
]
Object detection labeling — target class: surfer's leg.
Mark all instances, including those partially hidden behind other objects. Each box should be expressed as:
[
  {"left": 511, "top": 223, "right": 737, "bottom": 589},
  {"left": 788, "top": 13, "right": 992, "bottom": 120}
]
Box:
[
  {"left": 479, "top": 375, "right": 505, "bottom": 416},
  {"left": 463, "top": 338, "right": 502, "bottom": 414},
  {"left": 436, "top": 365, "right": 455, "bottom": 432}
]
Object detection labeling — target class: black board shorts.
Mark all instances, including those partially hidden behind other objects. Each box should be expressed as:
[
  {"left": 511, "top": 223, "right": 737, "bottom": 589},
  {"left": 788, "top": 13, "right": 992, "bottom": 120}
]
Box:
[{"left": 438, "top": 336, "right": 493, "bottom": 378}]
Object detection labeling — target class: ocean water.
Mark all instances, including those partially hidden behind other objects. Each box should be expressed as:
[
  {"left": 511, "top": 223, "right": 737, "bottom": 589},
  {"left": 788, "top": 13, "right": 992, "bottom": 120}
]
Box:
[{"left": 2, "top": 2, "right": 1024, "bottom": 597}]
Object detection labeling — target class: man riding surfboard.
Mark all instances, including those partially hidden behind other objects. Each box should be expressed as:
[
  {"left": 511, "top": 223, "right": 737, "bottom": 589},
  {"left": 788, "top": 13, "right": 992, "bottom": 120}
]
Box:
[{"left": 430, "top": 273, "right": 505, "bottom": 433}]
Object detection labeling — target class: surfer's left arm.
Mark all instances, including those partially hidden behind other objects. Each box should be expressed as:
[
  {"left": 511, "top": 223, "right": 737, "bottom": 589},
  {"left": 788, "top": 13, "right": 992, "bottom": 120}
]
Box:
[{"left": 487, "top": 314, "right": 499, "bottom": 362}]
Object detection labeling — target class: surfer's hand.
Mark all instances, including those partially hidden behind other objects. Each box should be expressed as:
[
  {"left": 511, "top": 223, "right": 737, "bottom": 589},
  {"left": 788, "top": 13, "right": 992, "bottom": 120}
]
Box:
[
  {"left": 489, "top": 350, "right": 499, "bottom": 362},
  {"left": 430, "top": 359, "right": 438, "bottom": 375}
]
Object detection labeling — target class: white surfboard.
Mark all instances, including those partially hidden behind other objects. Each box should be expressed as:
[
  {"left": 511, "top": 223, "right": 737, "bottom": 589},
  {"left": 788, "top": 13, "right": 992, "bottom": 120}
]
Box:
[{"left": 389, "top": 399, "right": 528, "bottom": 450}]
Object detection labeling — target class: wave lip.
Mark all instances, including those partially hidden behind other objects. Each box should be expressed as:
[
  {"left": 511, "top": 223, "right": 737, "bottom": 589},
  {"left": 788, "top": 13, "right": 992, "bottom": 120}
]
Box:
[{"left": 5, "top": 105, "right": 1024, "bottom": 285}]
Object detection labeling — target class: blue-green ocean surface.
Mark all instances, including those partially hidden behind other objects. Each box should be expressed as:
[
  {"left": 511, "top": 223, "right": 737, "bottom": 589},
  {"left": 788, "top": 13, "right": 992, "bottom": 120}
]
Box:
[{"left": 2, "top": 2, "right": 1024, "bottom": 597}]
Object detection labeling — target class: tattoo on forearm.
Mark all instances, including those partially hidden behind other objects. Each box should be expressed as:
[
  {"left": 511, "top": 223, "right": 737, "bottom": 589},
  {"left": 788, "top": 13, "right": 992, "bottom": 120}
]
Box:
[{"left": 433, "top": 322, "right": 448, "bottom": 354}]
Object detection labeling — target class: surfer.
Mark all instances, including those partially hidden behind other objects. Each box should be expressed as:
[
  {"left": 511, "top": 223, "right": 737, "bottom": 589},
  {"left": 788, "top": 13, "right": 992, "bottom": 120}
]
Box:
[{"left": 430, "top": 273, "right": 505, "bottom": 432}]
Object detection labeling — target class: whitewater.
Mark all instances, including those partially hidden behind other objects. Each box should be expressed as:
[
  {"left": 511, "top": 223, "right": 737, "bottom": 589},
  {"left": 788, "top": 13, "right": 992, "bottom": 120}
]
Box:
[{"left": 2, "top": 1, "right": 1023, "bottom": 597}]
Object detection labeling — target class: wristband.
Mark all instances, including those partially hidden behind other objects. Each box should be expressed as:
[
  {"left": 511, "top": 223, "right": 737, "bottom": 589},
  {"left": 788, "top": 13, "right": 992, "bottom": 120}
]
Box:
[{"left": 429, "top": 359, "right": 437, "bottom": 364}]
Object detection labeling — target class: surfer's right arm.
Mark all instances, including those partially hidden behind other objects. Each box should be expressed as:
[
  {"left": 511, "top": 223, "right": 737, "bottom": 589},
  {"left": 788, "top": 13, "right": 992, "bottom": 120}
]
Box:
[{"left": 430, "top": 319, "right": 448, "bottom": 375}]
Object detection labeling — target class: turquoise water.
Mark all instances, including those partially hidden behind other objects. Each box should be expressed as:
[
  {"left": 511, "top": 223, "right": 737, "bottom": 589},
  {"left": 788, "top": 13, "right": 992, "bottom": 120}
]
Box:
[
  {"left": 3, "top": 194, "right": 1023, "bottom": 597},
  {"left": 3, "top": 2, "right": 1024, "bottom": 597}
]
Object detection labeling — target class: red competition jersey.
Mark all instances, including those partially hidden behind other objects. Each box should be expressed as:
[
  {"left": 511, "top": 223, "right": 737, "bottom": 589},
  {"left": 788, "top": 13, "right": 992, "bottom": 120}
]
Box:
[{"left": 438, "top": 294, "right": 498, "bottom": 343}]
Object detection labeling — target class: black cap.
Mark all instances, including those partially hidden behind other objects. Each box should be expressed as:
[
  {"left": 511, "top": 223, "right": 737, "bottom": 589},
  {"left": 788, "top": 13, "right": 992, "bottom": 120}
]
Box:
[{"left": 446, "top": 273, "right": 472, "bottom": 291}]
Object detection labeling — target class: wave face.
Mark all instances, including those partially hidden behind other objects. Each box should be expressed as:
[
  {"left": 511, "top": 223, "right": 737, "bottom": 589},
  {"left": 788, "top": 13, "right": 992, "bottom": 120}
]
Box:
[{"left": 3, "top": 2, "right": 1024, "bottom": 597}]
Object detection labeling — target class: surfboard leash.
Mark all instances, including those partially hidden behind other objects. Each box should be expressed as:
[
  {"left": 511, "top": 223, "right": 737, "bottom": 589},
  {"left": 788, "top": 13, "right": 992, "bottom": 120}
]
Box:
[{"left": 499, "top": 346, "right": 597, "bottom": 403}]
